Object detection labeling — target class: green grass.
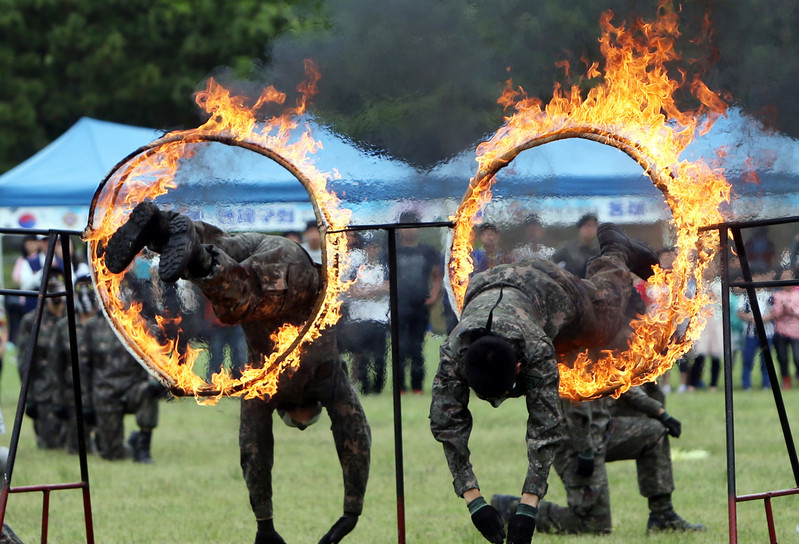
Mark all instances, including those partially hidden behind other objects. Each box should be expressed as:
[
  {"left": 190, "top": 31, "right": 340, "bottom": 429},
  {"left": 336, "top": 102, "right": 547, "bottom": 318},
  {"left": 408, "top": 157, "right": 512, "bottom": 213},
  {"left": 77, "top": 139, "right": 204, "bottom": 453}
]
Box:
[{"left": 1, "top": 336, "right": 798, "bottom": 543}]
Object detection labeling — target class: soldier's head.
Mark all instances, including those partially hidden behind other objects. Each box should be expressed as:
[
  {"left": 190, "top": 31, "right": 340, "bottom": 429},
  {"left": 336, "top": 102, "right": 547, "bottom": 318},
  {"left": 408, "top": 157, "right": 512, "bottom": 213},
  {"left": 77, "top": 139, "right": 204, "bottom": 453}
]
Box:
[
  {"left": 463, "top": 334, "right": 520, "bottom": 407},
  {"left": 277, "top": 401, "right": 323, "bottom": 431},
  {"left": 74, "top": 275, "right": 98, "bottom": 316},
  {"left": 45, "top": 274, "right": 67, "bottom": 315}
]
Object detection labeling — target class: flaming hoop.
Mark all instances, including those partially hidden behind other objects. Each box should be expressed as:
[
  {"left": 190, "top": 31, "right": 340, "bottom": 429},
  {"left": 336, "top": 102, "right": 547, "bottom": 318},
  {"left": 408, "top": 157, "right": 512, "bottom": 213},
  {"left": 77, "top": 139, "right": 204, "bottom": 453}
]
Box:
[
  {"left": 449, "top": 6, "right": 731, "bottom": 400},
  {"left": 83, "top": 62, "right": 352, "bottom": 403}
]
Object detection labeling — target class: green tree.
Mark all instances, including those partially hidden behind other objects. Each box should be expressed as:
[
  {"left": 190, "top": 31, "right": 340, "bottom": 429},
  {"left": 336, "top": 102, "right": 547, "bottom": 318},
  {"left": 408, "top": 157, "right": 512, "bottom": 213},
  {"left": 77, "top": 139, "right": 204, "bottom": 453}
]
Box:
[{"left": 0, "top": 0, "right": 326, "bottom": 172}]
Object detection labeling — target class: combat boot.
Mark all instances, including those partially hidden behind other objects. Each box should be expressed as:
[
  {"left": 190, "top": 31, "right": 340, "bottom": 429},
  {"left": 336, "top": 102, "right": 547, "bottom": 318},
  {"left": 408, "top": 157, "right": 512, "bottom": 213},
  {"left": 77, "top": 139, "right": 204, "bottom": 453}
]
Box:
[
  {"left": 646, "top": 510, "right": 706, "bottom": 532},
  {"left": 130, "top": 429, "right": 154, "bottom": 464},
  {"left": 597, "top": 223, "right": 659, "bottom": 280},
  {"left": 158, "top": 215, "right": 212, "bottom": 283},
  {"left": 105, "top": 201, "right": 165, "bottom": 273},
  {"left": 490, "top": 494, "right": 520, "bottom": 526}
]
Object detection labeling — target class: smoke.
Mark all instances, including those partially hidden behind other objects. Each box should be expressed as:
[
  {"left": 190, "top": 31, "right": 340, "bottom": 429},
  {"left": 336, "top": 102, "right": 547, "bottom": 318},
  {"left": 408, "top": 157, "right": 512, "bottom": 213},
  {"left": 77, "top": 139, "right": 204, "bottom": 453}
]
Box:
[
  {"left": 255, "top": 0, "right": 665, "bottom": 168},
  {"left": 260, "top": 0, "right": 509, "bottom": 168}
]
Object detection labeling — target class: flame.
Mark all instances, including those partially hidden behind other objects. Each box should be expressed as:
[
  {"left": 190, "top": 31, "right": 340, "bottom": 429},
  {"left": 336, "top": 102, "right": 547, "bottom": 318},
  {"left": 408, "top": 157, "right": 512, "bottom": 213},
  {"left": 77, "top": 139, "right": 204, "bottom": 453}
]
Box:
[
  {"left": 84, "top": 60, "right": 352, "bottom": 404},
  {"left": 449, "top": 3, "right": 731, "bottom": 400}
]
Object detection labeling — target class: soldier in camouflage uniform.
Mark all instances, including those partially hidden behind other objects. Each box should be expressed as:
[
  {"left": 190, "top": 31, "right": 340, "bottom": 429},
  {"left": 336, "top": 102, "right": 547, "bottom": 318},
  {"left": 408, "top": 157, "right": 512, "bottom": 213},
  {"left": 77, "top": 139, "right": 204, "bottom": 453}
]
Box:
[
  {"left": 17, "top": 276, "right": 68, "bottom": 450},
  {"left": 81, "top": 301, "right": 163, "bottom": 463},
  {"left": 430, "top": 223, "right": 658, "bottom": 544},
  {"left": 104, "top": 201, "right": 370, "bottom": 544},
  {"left": 48, "top": 275, "right": 96, "bottom": 454},
  {"left": 497, "top": 383, "right": 704, "bottom": 534}
]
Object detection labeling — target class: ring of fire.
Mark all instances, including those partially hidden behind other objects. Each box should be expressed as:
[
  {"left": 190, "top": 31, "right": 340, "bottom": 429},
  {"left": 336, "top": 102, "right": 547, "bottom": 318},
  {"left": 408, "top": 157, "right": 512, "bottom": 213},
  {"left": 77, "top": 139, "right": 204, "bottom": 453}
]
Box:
[
  {"left": 449, "top": 127, "right": 727, "bottom": 401},
  {"left": 84, "top": 133, "right": 351, "bottom": 403}
]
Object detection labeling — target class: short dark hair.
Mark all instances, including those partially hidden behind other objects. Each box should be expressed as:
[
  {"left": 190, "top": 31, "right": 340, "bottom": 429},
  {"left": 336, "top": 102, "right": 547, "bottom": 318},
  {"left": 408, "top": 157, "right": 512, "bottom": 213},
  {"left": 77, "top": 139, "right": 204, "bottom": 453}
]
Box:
[
  {"left": 479, "top": 223, "right": 498, "bottom": 234},
  {"left": 305, "top": 220, "right": 319, "bottom": 232},
  {"left": 398, "top": 210, "right": 420, "bottom": 224},
  {"left": 463, "top": 335, "right": 518, "bottom": 399},
  {"left": 577, "top": 213, "right": 598, "bottom": 228}
]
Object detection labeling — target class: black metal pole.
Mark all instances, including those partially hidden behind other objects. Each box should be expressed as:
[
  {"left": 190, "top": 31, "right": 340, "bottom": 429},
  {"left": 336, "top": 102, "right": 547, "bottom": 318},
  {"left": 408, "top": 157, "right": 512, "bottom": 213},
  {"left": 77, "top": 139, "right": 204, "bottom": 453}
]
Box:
[
  {"left": 720, "top": 228, "right": 738, "bottom": 544},
  {"left": 386, "top": 226, "right": 406, "bottom": 544},
  {"left": 0, "top": 233, "right": 60, "bottom": 527},
  {"left": 59, "top": 233, "right": 95, "bottom": 543},
  {"left": 730, "top": 228, "right": 799, "bottom": 485}
]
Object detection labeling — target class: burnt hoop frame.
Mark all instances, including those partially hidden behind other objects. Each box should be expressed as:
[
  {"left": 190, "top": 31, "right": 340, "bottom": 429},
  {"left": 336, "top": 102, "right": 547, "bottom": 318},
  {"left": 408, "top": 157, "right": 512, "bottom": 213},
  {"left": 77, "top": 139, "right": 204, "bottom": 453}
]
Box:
[
  {"left": 84, "top": 134, "right": 345, "bottom": 399},
  {"left": 449, "top": 127, "right": 721, "bottom": 400}
]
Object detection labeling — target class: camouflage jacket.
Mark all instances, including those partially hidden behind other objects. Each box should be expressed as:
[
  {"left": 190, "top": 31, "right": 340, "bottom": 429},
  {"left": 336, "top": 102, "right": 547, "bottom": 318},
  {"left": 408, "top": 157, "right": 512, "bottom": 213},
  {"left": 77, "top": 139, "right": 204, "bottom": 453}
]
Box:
[
  {"left": 16, "top": 307, "right": 65, "bottom": 404},
  {"left": 191, "top": 224, "right": 371, "bottom": 514},
  {"left": 81, "top": 313, "right": 150, "bottom": 408},
  {"left": 48, "top": 316, "right": 90, "bottom": 408},
  {"left": 558, "top": 397, "right": 611, "bottom": 457},
  {"left": 431, "top": 260, "right": 579, "bottom": 499}
]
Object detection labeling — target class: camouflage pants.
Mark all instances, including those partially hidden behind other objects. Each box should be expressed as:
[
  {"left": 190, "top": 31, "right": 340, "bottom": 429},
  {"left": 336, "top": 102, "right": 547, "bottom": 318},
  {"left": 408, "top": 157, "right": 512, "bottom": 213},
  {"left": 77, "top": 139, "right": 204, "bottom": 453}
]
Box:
[
  {"left": 605, "top": 416, "right": 674, "bottom": 498},
  {"left": 32, "top": 403, "right": 66, "bottom": 450},
  {"left": 94, "top": 381, "right": 159, "bottom": 460},
  {"left": 239, "top": 358, "right": 370, "bottom": 520},
  {"left": 536, "top": 450, "right": 612, "bottom": 534}
]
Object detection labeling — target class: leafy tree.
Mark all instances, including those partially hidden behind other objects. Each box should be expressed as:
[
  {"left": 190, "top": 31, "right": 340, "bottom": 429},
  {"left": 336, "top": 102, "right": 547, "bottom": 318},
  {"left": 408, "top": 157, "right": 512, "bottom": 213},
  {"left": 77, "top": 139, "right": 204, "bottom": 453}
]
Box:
[{"left": 0, "top": 0, "right": 326, "bottom": 172}]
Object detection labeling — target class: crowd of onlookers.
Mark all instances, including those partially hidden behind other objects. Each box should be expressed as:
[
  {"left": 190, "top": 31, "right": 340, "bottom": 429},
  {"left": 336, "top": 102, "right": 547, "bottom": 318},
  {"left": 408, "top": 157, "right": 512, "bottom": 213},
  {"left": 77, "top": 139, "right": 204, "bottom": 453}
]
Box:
[{"left": 2, "top": 215, "right": 796, "bottom": 442}]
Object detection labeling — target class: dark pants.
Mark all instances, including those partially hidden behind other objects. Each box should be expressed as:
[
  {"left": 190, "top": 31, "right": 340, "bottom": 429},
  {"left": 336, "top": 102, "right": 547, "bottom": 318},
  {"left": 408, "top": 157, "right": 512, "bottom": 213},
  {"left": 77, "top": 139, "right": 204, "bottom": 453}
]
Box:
[
  {"left": 773, "top": 333, "right": 799, "bottom": 380},
  {"left": 397, "top": 307, "right": 429, "bottom": 391}
]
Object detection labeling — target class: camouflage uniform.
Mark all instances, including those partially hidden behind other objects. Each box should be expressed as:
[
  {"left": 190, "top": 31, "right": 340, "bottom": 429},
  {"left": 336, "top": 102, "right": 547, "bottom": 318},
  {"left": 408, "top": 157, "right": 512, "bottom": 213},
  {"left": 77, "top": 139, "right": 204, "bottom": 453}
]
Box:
[
  {"left": 605, "top": 385, "right": 674, "bottom": 505},
  {"left": 49, "top": 315, "right": 92, "bottom": 454},
  {"left": 536, "top": 384, "right": 673, "bottom": 533},
  {"left": 535, "top": 397, "right": 613, "bottom": 534},
  {"left": 189, "top": 221, "right": 371, "bottom": 520},
  {"left": 551, "top": 238, "right": 601, "bottom": 278},
  {"left": 430, "top": 255, "right": 633, "bottom": 500},
  {"left": 17, "top": 307, "right": 67, "bottom": 449},
  {"left": 81, "top": 313, "right": 159, "bottom": 460}
]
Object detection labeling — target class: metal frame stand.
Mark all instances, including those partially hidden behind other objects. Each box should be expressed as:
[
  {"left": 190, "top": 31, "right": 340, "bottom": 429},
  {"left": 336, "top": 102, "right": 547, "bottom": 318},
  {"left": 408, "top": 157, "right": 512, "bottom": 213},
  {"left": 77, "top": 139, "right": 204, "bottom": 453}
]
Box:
[
  {"left": 702, "top": 217, "right": 799, "bottom": 543},
  {"left": 333, "top": 220, "right": 453, "bottom": 544},
  {"left": 0, "top": 228, "right": 94, "bottom": 544}
]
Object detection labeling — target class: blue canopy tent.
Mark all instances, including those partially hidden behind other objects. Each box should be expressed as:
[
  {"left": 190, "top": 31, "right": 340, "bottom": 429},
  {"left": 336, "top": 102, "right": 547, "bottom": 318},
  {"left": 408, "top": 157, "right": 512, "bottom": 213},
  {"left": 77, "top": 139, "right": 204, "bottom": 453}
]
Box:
[{"left": 0, "top": 117, "right": 164, "bottom": 207}]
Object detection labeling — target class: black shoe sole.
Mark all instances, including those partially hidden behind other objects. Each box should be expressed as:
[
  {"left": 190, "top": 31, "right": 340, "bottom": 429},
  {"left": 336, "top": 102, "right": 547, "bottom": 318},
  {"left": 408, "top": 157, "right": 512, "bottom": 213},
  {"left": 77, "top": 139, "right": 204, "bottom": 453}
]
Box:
[
  {"left": 105, "top": 202, "right": 160, "bottom": 274},
  {"left": 158, "top": 215, "right": 193, "bottom": 284},
  {"left": 598, "top": 224, "right": 658, "bottom": 279}
]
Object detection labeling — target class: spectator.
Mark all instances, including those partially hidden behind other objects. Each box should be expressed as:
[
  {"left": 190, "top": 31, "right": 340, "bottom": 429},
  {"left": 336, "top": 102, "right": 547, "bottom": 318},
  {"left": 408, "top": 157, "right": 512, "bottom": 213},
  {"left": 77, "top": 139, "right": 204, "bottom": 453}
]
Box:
[
  {"left": 770, "top": 267, "right": 799, "bottom": 389},
  {"left": 282, "top": 230, "right": 302, "bottom": 245},
  {"left": 736, "top": 266, "right": 775, "bottom": 390},
  {"left": 6, "top": 235, "right": 41, "bottom": 345},
  {"left": 744, "top": 226, "right": 775, "bottom": 271},
  {"left": 472, "top": 223, "right": 507, "bottom": 273},
  {"left": 508, "top": 214, "right": 555, "bottom": 262},
  {"left": 395, "top": 211, "right": 442, "bottom": 393},
  {"left": 301, "top": 220, "right": 323, "bottom": 264},
  {"left": 552, "top": 213, "right": 600, "bottom": 277},
  {"left": 337, "top": 232, "right": 390, "bottom": 394}
]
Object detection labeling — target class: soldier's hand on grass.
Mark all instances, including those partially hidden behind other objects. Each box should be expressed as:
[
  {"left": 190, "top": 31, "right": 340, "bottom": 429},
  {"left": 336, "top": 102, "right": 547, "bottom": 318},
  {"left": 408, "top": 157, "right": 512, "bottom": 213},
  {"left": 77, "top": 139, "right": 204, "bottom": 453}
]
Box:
[
  {"left": 506, "top": 504, "right": 537, "bottom": 544},
  {"left": 575, "top": 452, "right": 595, "bottom": 477},
  {"left": 657, "top": 411, "right": 682, "bottom": 438},
  {"left": 318, "top": 513, "right": 358, "bottom": 544},
  {"left": 468, "top": 497, "right": 506, "bottom": 543}
]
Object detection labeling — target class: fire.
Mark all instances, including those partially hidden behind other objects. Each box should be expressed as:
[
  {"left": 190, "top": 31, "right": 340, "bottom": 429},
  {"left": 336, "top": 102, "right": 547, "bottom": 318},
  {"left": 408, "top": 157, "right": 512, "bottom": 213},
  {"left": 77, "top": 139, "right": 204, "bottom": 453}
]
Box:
[
  {"left": 83, "top": 60, "right": 352, "bottom": 404},
  {"left": 449, "top": 4, "right": 731, "bottom": 400}
]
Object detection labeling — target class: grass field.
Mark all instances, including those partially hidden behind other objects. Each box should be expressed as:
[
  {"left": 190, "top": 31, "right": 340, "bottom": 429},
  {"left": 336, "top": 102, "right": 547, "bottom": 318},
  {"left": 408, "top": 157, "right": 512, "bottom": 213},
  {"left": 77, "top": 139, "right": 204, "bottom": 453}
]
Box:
[{"left": 1, "top": 335, "right": 798, "bottom": 543}]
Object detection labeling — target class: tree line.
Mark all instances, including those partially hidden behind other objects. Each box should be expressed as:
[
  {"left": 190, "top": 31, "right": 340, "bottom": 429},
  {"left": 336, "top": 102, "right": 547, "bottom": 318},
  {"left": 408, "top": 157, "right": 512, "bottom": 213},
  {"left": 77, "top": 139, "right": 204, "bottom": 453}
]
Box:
[{"left": 2, "top": 0, "right": 797, "bottom": 172}]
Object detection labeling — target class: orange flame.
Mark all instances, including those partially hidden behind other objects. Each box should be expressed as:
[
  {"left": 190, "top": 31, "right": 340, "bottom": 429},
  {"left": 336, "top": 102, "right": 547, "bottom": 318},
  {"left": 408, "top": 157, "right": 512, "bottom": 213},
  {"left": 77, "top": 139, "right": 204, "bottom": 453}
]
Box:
[
  {"left": 84, "top": 61, "right": 352, "bottom": 404},
  {"left": 449, "top": 4, "right": 731, "bottom": 400}
]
